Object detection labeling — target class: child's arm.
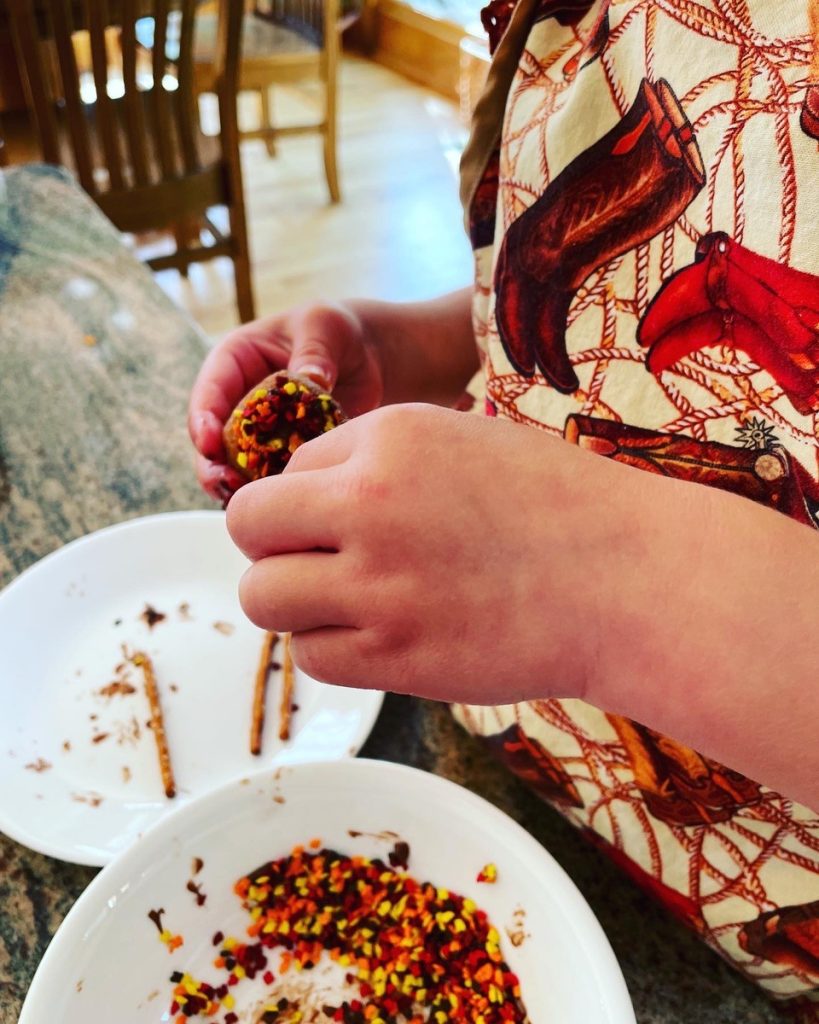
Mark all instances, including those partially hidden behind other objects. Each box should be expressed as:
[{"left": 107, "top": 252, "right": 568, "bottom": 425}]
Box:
[
  {"left": 188, "top": 290, "right": 477, "bottom": 500},
  {"left": 226, "top": 404, "right": 819, "bottom": 812}
]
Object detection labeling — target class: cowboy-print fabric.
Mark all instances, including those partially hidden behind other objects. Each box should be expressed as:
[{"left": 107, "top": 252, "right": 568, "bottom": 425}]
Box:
[{"left": 454, "top": 0, "right": 819, "bottom": 1013}]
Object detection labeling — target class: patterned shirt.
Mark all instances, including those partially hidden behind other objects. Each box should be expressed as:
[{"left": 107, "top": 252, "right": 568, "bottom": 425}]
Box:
[{"left": 455, "top": 0, "right": 819, "bottom": 1011}]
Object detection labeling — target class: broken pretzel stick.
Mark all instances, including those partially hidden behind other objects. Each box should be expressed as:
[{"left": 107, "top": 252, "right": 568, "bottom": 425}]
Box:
[
  {"left": 250, "top": 630, "right": 278, "bottom": 755},
  {"left": 279, "top": 632, "right": 295, "bottom": 741},
  {"left": 129, "top": 649, "right": 176, "bottom": 798}
]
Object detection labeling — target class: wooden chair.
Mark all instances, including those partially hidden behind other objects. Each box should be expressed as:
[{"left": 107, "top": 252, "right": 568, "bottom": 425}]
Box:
[
  {"left": 4, "top": 0, "right": 255, "bottom": 323},
  {"left": 193, "top": 0, "right": 343, "bottom": 203}
]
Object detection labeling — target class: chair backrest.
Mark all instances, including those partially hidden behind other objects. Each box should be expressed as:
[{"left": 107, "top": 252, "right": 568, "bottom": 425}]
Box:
[
  {"left": 4, "top": 0, "right": 243, "bottom": 198},
  {"left": 252, "top": 0, "right": 341, "bottom": 53}
]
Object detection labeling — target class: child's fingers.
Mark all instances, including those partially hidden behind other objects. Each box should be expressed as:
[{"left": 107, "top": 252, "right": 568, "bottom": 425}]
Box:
[
  {"left": 188, "top": 320, "right": 294, "bottom": 440},
  {"left": 239, "top": 552, "right": 357, "bottom": 633},
  {"left": 190, "top": 409, "right": 226, "bottom": 460},
  {"left": 195, "top": 453, "right": 246, "bottom": 502},
  {"left": 287, "top": 304, "right": 362, "bottom": 392},
  {"left": 226, "top": 468, "right": 346, "bottom": 560}
]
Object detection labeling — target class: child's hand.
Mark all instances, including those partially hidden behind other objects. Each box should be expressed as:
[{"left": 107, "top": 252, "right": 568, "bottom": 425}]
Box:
[
  {"left": 225, "top": 404, "right": 657, "bottom": 704},
  {"left": 188, "top": 303, "right": 384, "bottom": 501}
]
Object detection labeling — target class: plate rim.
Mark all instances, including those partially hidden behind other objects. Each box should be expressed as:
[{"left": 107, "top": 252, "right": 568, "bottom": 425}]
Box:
[
  {"left": 0, "top": 509, "right": 226, "bottom": 605},
  {"left": 0, "top": 510, "right": 384, "bottom": 866},
  {"left": 19, "top": 757, "right": 637, "bottom": 1024}
]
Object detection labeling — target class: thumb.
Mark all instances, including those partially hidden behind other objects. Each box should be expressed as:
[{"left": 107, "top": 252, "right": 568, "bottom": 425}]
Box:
[{"left": 287, "top": 304, "right": 361, "bottom": 392}]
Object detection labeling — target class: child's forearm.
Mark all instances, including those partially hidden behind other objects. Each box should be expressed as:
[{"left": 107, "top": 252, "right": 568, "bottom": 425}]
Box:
[
  {"left": 589, "top": 466, "right": 819, "bottom": 810},
  {"left": 348, "top": 288, "right": 478, "bottom": 407}
]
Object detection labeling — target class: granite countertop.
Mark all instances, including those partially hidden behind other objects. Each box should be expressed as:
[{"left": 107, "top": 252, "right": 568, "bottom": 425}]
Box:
[{"left": 0, "top": 164, "right": 786, "bottom": 1023}]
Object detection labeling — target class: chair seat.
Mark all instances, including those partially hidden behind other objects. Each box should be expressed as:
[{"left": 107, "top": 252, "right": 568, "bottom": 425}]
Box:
[{"left": 196, "top": 12, "right": 320, "bottom": 62}]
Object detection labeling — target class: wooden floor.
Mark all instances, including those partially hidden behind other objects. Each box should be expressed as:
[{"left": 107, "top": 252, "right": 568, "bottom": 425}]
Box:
[{"left": 149, "top": 55, "right": 474, "bottom": 340}]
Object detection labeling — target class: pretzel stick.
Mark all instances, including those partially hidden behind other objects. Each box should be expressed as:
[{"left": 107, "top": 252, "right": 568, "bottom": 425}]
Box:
[
  {"left": 130, "top": 650, "right": 175, "bottom": 798},
  {"left": 250, "top": 631, "right": 278, "bottom": 755},
  {"left": 279, "top": 632, "right": 295, "bottom": 741}
]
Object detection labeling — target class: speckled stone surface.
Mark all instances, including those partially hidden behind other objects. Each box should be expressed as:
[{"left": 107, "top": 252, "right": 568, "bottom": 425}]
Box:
[{"left": 0, "top": 165, "right": 787, "bottom": 1023}]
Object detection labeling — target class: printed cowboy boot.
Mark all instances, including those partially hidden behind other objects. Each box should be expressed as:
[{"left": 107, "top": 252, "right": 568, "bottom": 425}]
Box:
[
  {"left": 606, "top": 715, "right": 763, "bottom": 826},
  {"left": 639, "top": 232, "right": 819, "bottom": 415},
  {"left": 494, "top": 77, "right": 704, "bottom": 393},
  {"left": 740, "top": 902, "right": 819, "bottom": 976},
  {"left": 564, "top": 414, "right": 819, "bottom": 528},
  {"left": 802, "top": 83, "right": 819, "bottom": 141},
  {"left": 484, "top": 723, "right": 583, "bottom": 807}
]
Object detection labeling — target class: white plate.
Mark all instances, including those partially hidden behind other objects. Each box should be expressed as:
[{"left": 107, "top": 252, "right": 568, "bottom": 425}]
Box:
[
  {"left": 19, "top": 759, "right": 635, "bottom": 1024},
  {"left": 0, "top": 511, "right": 383, "bottom": 866}
]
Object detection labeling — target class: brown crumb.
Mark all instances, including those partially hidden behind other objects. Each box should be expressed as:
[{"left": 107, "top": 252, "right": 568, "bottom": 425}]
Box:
[
  {"left": 178, "top": 602, "right": 192, "bottom": 620},
  {"left": 98, "top": 680, "right": 136, "bottom": 698},
  {"left": 192, "top": 856, "right": 204, "bottom": 874},
  {"left": 72, "top": 791, "right": 104, "bottom": 807},
  {"left": 147, "top": 907, "right": 165, "bottom": 932},
  {"left": 212, "top": 620, "right": 235, "bottom": 636},
  {"left": 25, "top": 758, "right": 52, "bottom": 773},
  {"left": 169, "top": 683, "right": 179, "bottom": 693},
  {"left": 388, "top": 840, "right": 411, "bottom": 870},
  {"left": 122, "top": 766, "right": 132, "bottom": 783},
  {"left": 506, "top": 905, "right": 528, "bottom": 947},
  {"left": 186, "top": 879, "right": 207, "bottom": 906},
  {"left": 140, "top": 604, "right": 167, "bottom": 629},
  {"left": 273, "top": 795, "right": 286, "bottom": 804},
  {"left": 82, "top": 334, "right": 96, "bottom": 347},
  {"left": 76, "top": 979, "right": 84, "bottom": 993},
  {"left": 62, "top": 740, "right": 71, "bottom": 752},
  {"left": 92, "top": 733, "right": 110, "bottom": 744}
]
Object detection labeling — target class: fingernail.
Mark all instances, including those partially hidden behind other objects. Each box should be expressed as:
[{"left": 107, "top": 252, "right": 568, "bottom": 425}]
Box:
[{"left": 293, "top": 363, "right": 332, "bottom": 390}]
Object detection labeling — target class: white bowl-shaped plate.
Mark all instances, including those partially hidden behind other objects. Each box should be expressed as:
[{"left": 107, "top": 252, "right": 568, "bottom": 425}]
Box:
[
  {"left": 19, "top": 759, "right": 635, "bottom": 1024},
  {"left": 0, "top": 511, "right": 383, "bottom": 866}
]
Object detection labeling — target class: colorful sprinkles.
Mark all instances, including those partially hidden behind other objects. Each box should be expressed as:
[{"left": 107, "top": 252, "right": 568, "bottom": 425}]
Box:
[
  {"left": 224, "top": 373, "right": 346, "bottom": 481},
  {"left": 149, "top": 907, "right": 184, "bottom": 953},
  {"left": 476, "top": 864, "right": 498, "bottom": 884},
  {"left": 162, "top": 844, "right": 527, "bottom": 1023}
]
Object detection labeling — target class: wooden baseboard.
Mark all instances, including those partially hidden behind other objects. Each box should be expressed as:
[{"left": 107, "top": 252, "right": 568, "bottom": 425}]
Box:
[{"left": 372, "top": 0, "right": 478, "bottom": 101}]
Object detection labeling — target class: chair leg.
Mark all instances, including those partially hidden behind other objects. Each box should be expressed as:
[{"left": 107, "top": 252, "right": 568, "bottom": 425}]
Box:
[
  {"left": 233, "top": 249, "right": 256, "bottom": 323},
  {"left": 229, "top": 198, "right": 256, "bottom": 323},
  {"left": 323, "top": 123, "right": 340, "bottom": 203},
  {"left": 173, "top": 217, "right": 200, "bottom": 278},
  {"left": 259, "top": 86, "right": 276, "bottom": 157},
  {"left": 323, "top": 51, "right": 340, "bottom": 203}
]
